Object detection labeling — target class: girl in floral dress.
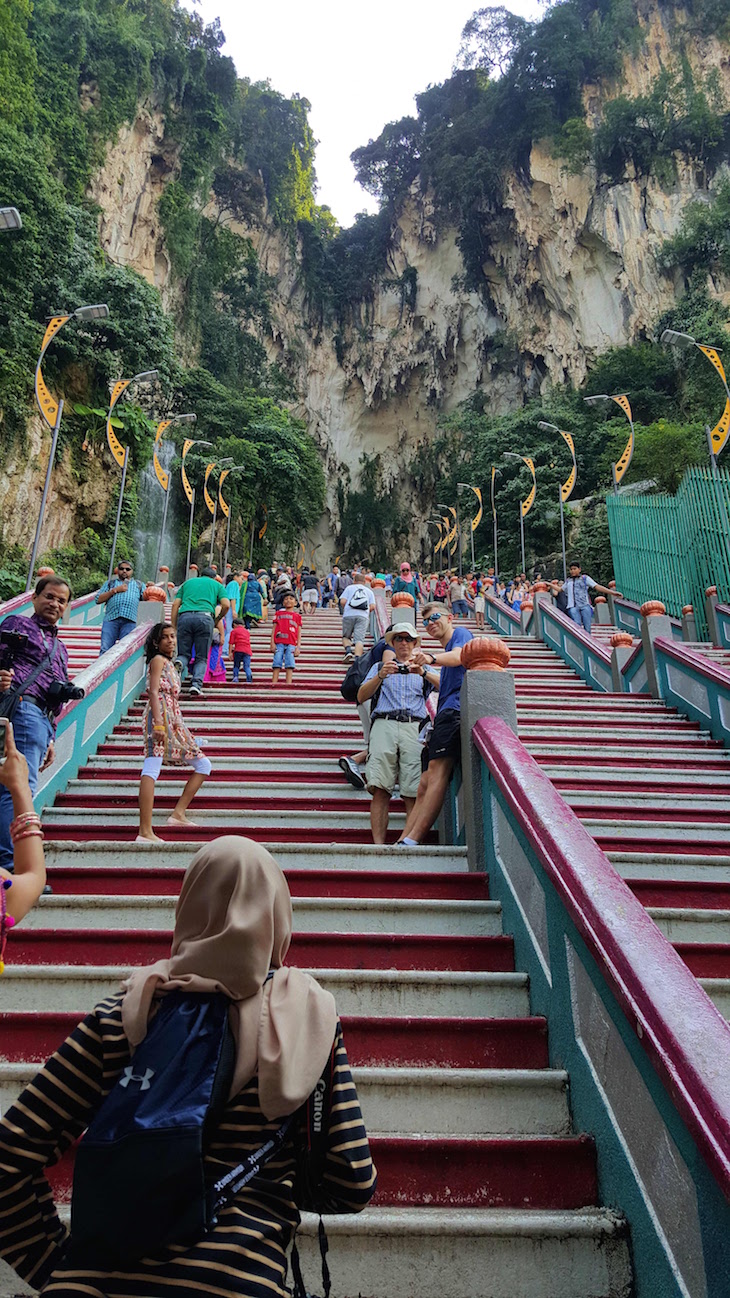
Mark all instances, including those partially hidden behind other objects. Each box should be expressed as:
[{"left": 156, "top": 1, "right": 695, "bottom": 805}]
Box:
[{"left": 137, "top": 623, "right": 212, "bottom": 843}]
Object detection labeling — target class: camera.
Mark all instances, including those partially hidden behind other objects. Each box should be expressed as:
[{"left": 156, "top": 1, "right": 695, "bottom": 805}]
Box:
[
  {"left": 46, "top": 680, "right": 85, "bottom": 706},
  {"left": 396, "top": 664, "right": 411, "bottom": 675},
  {"left": 0, "top": 632, "right": 29, "bottom": 671}
]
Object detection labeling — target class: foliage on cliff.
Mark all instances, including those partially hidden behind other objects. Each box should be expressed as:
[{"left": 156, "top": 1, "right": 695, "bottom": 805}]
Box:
[{"left": 0, "top": 0, "right": 324, "bottom": 587}]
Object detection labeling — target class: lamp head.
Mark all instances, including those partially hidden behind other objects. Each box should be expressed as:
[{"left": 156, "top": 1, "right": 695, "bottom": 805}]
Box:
[
  {"left": 537, "top": 421, "right": 559, "bottom": 433},
  {"left": 74, "top": 303, "right": 109, "bottom": 321},
  {"left": 502, "top": 452, "right": 522, "bottom": 461},
  {"left": 174, "top": 412, "right": 197, "bottom": 424},
  {"left": 193, "top": 439, "right": 213, "bottom": 449},
  {"left": 0, "top": 207, "right": 22, "bottom": 232},
  {"left": 133, "top": 369, "right": 159, "bottom": 384},
  {"left": 660, "top": 329, "right": 696, "bottom": 350},
  {"left": 583, "top": 394, "right": 610, "bottom": 407}
]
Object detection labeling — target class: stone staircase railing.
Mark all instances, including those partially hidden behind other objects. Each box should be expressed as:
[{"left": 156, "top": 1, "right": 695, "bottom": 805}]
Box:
[
  {"left": 654, "top": 636, "right": 730, "bottom": 747},
  {"left": 0, "top": 588, "right": 104, "bottom": 628},
  {"left": 466, "top": 710, "right": 730, "bottom": 1298}
]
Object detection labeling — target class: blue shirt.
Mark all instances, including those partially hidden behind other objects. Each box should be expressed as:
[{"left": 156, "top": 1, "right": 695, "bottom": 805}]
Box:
[
  {"left": 364, "top": 662, "right": 428, "bottom": 718},
  {"left": 225, "top": 579, "right": 241, "bottom": 613},
  {"left": 97, "top": 578, "right": 145, "bottom": 623},
  {"left": 437, "top": 626, "right": 473, "bottom": 713}
]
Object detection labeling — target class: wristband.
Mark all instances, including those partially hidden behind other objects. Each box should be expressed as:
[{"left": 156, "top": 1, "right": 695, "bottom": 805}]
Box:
[{"left": 11, "top": 826, "right": 44, "bottom": 843}]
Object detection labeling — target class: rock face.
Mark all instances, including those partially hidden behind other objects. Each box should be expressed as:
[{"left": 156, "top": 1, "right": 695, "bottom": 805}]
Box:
[{"left": 84, "top": 0, "right": 729, "bottom": 539}]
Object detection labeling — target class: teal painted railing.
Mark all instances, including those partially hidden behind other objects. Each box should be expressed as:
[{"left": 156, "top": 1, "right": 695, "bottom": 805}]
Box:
[
  {"left": 34, "top": 624, "right": 149, "bottom": 813},
  {"left": 484, "top": 596, "right": 522, "bottom": 637},
  {"left": 474, "top": 716, "right": 730, "bottom": 1298},
  {"left": 0, "top": 589, "right": 103, "bottom": 628},
  {"left": 619, "top": 640, "right": 650, "bottom": 694},
  {"left": 613, "top": 596, "right": 683, "bottom": 643},
  {"left": 654, "top": 636, "right": 730, "bottom": 748},
  {"left": 607, "top": 465, "right": 730, "bottom": 638},
  {"left": 716, "top": 604, "right": 730, "bottom": 651},
  {"left": 540, "top": 604, "right": 614, "bottom": 693}
]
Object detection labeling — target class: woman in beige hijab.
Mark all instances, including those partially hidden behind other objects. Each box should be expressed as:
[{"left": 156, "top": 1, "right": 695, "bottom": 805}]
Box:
[{"left": 0, "top": 837, "right": 377, "bottom": 1298}]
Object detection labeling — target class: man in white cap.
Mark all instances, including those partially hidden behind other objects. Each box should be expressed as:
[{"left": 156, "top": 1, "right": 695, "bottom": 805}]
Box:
[{"left": 356, "top": 622, "right": 440, "bottom": 844}]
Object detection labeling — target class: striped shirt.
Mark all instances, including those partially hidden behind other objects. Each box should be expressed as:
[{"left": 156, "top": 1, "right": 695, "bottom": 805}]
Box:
[
  {"left": 365, "top": 662, "right": 429, "bottom": 718},
  {"left": 0, "top": 995, "right": 376, "bottom": 1297},
  {"left": 97, "top": 578, "right": 145, "bottom": 623}
]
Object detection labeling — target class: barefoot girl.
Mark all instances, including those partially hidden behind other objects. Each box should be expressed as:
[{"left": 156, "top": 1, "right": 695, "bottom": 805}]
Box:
[{"left": 137, "top": 624, "right": 212, "bottom": 843}]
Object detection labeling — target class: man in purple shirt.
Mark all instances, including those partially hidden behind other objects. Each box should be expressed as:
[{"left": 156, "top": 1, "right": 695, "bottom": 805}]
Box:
[{"left": 0, "top": 576, "right": 72, "bottom": 871}]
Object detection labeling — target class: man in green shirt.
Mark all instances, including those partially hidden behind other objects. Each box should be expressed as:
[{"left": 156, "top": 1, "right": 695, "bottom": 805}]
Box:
[{"left": 170, "top": 566, "right": 229, "bottom": 696}]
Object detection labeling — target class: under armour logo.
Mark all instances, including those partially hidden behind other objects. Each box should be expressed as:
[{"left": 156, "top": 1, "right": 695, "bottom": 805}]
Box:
[{"left": 119, "top": 1067, "right": 155, "bottom": 1091}]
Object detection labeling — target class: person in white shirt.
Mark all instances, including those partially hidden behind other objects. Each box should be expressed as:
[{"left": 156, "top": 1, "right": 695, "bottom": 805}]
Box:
[{"left": 340, "top": 582, "right": 375, "bottom": 659}]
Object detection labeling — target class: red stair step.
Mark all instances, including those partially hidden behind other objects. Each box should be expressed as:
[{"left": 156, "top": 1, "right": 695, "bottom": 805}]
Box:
[
  {"left": 42, "top": 826, "right": 438, "bottom": 845},
  {"left": 54, "top": 792, "right": 396, "bottom": 813},
  {"left": 0, "top": 1013, "right": 548, "bottom": 1069},
  {"left": 628, "top": 879, "right": 730, "bottom": 910},
  {"left": 45, "top": 868, "right": 488, "bottom": 901},
  {"left": 45, "top": 1134, "right": 597, "bottom": 1209},
  {"left": 674, "top": 943, "right": 730, "bottom": 978},
  {"left": 10, "top": 930, "right": 514, "bottom": 971}
]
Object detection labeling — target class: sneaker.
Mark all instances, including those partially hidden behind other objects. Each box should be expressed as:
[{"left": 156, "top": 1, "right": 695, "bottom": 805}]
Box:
[
  {"left": 173, "top": 657, "right": 184, "bottom": 675},
  {"left": 42, "top": 882, "right": 53, "bottom": 894},
  {"left": 189, "top": 683, "right": 203, "bottom": 697},
  {"left": 339, "top": 756, "right": 366, "bottom": 790}
]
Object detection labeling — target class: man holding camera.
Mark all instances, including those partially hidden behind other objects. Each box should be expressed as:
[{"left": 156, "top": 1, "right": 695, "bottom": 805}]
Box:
[
  {"left": 0, "top": 576, "right": 77, "bottom": 871},
  {"left": 356, "top": 622, "right": 439, "bottom": 844}
]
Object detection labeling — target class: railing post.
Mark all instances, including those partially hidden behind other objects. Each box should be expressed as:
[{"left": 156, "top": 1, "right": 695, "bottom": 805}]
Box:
[
  {"left": 459, "top": 638, "right": 517, "bottom": 871},
  {"left": 594, "top": 596, "right": 611, "bottom": 625},
  {"left": 610, "top": 632, "right": 634, "bottom": 692},
  {"left": 640, "top": 601, "right": 674, "bottom": 698},
  {"left": 606, "top": 581, "right": 618, "bottom": 626},
  {"left": 705, "top": 586, "right": 721, "bottom": 647},
  {"left": 531, "top": 583, "right": 552, "bottom": 640},
  {"left": 681, "top": 604, "right": 697, "bottom": 643},
  {"left": 520, "top": 598, "right": 533, "bottom": 634}
]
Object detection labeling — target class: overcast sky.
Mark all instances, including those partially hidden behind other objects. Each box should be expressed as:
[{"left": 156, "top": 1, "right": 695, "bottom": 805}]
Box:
[{"left": 184, "top": 0, "right": 541, "bottom": 227}]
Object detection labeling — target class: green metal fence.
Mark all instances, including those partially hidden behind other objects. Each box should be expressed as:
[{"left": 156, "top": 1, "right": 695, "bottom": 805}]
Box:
[{"left": 606, "top": 465, "right": 730, "bottom": 638}]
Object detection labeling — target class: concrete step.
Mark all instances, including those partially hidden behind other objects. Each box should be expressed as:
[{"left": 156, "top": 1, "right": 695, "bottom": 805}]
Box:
[
  {"left": 646, "top": 907, "right": 730, "bottom": 943},
  {"left": 582, "top": 819, "right": 729, "bottom": 849},
  {"left": 544, "top": 766, "right": 730, "bottom": 791},
  {"left": 0, "top": 1012, "right": 549, "bottom": 1069},
  {"left": 294, "top": 1207, "right": 632, "bottom": 1298},
  {"left": 0, "top": 966, "right": 531, "bottom": 1016},
  {"left": 0, "top": 1206, "right": 631, "bottom": 1298},
  {"left": 42, "top": 841, "right": 468, "bottom": 873},
  {"left": 566, "top": 793, "right": 730, "bottom": 816},
  {"left": 699, "top": 979, "right": 730, "bottom": 1020},
  {"left": 608, "top": 851, "right": 730, "bottom": 882},
  {"left": 0, "top": 1063, "right": 571, "bottom": 1136},
  {"left": 42, "top": 865, "right": 483, "bottom": 899},
  {"left": 23, "top": 894, "right": 503, "bottom": 937}
]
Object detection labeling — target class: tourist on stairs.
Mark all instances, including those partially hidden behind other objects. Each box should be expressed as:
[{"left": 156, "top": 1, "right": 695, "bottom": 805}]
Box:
[
  {"left": 340, "top": 578, "right": 374, "bottom": 660},
  {"left": 0, "top": 837, "right": 376, "bottom": 1295},
  {"left": 0, "top": 721, "right": 47, "bottom": 938},
  {"left": 171, "top": 566, "right": 229, "bottom": 698},
  {"left": 357, "top": 623, "right": 439, "bottom": 844},
  {"left": 396, "top": 602, "right": 472, "bottom": 846},
  {"left": 271, "top": 590, "right": 302, "bottom": 685},
  {"left": 137, "top": 624, "right": 212, "bottom": 843}
]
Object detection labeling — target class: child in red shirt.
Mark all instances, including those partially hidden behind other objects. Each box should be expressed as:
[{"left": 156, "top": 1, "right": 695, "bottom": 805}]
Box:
[
  {"left": 270, "top": 591, "right": 302, "bottom": 684},
  {"left": 229, "top": 618, "right": 253, "bottom": 683}
]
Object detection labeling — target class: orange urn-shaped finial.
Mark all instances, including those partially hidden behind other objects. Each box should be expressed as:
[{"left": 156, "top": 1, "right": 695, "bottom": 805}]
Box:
[
  {"left": 460, "top": 637, "right": 511, "bottom": 671},
  {"left": 610, "top": 632, "right": 633, "bottom": 648},
  {"left": 640, "top": 600, "right": 666, "bottom": 618},
  {"left": 392, "top": 591, "right": 415, "bottom": 608}
]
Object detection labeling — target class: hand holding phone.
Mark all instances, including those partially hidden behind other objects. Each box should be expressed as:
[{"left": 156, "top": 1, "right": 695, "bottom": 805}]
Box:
[{"left": 0, "top": 721, "right": 30, "bottom": 792}]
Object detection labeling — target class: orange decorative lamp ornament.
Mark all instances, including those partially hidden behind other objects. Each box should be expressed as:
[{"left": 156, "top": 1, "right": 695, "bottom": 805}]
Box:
[{"left": 461, "top": 637, "right": 511, "bottom": 671}]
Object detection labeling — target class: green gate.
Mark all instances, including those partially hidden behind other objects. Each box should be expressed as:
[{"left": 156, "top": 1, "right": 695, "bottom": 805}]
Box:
[{"left": 606, "top": 465, "right": 730, "bottom": 638}]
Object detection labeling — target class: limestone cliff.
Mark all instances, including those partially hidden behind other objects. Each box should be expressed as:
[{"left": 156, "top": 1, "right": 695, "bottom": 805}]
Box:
[{"left": 85, "top": 0, "right": 730, "bottom": 541}]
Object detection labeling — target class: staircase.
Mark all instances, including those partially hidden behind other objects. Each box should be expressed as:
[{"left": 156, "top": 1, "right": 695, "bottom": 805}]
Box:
[{"left": 0, "top": 608, "right": 632, "bottom": 1298}]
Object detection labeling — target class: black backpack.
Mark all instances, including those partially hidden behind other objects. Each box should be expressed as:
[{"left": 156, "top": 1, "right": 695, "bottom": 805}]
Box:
[
  {"left": 71, "top": 989, "right": 335, "bottom": 1280},
  {"left": 555, "top": 587, "right": 569, "bottom": 612},
  {"left": 340, "top": 640, "right": 385, "bottom": 702}
]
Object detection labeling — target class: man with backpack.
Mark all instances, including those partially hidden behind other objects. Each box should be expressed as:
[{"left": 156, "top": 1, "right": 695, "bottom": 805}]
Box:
[
  {"left": 340, "top": 578, "right": 375, "bottom": 661},
  {"left": 552, "top": 561, "right": 615, "bottom": 633},
  {"left": 333, "top": 566, "right": 351, "bottom": 615}
]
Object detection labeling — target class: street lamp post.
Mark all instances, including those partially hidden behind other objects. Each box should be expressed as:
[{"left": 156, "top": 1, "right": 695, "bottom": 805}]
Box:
[
  {"left": 106, "top": 370, "right": 159, "bottom": 581},
  {"left": 204, "top": 459, "right": 234, "bottom": 566},
  {"left": 503, "top": 453, "right": 537, "bottom": 577},
  {"left": 458, "top": 483, "right": 483, "bottom": 571},
  {"left": 538, "top": 421, "right": 577, "bottom": 581},
  {"left": 426, "top": 520, "right": 442, "bottom": 570},
  {"left": 219, "top": 466, "right": 246, "bottom": 574},
  {"left": 583, "top": 393, "right": 634, "bottom": 495},
  {"left": 181, "top": 439, "right": 213, "bottom": 578},
  {"left": 490, "top": 469, "right": 501, "bottom": 587},
  {"left": 437, "top": 504, "right": 459, "bottom": 569},
  {"left": 27, "top": 303, "right": 110, "bottom": 591},
  {"left": 153, "top": 413, "right": 197, "bottom": 577},
  {"left": 661, "top": 329, "right": 730, "bottom": 544},
  {"left": 0, "top": 208, "right": 22, "bottom": 232}
]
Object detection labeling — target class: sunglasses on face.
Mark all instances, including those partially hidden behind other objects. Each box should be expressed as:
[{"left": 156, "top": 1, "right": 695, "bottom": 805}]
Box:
[
  {"left": 392, "top": 635, "right": 413, "bottom": 643},
  {"left": 424, "top": 613, "right": 443, "bottom": 625}
]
